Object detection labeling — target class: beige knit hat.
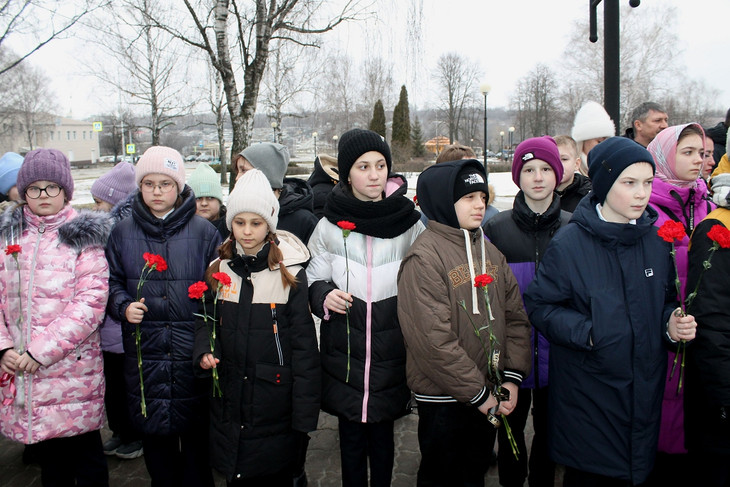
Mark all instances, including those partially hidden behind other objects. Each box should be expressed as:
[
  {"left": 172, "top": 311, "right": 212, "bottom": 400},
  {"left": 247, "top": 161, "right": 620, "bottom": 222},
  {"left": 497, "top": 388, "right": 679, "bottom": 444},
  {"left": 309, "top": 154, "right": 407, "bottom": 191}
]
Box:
[
  {"left": 226, "top": 169, "right": 279, "bottom": 232},
  {"left": 135, "top": 146, "right": 186, "bottom": 193}
]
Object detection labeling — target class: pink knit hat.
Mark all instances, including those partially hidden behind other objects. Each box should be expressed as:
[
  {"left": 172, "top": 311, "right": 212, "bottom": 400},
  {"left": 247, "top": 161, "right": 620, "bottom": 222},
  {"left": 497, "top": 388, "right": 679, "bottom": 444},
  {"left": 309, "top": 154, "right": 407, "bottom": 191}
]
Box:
[{"left": 135, "top": 146, "right": 186, "bottom": 193}]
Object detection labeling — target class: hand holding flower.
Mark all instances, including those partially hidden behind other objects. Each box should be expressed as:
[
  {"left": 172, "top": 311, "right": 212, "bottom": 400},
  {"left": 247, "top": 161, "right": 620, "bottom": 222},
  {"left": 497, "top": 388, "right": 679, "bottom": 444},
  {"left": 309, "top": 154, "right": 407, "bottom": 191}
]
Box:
[
  {"left": 497, "top": 382, "right": 519, "bottom": 416},
  {"left": 668, "top": 310, "right": 697, "bottom": 342},
  {"left": 125, "top": 298, "right": 148, "bottom": 324},
  {"left": 325, "top": 289, "right": 353, "bottom": 315},
  {"left": 478, "top": 394, "right": 499, "bottom": 415},
  {"left": 199, "top": 353, "right": 220, "bottom": 371}
]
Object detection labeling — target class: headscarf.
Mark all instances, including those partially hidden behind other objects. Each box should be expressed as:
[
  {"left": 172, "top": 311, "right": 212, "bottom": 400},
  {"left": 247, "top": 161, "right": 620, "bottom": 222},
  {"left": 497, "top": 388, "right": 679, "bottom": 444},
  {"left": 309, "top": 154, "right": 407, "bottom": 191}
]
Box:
[{"left": 647, "top": 123, "right": 705, "bottom": 188}]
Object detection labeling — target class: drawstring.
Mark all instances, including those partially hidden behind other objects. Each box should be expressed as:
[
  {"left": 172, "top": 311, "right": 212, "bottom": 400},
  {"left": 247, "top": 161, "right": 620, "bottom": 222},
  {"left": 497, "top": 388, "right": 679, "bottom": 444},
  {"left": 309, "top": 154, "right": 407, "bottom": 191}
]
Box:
[
  {"left": 462, "top": 228, "right": 488, "bottom": 315},
  {"left": 271, "top": 303, "right": 284, "bottom": 366}
]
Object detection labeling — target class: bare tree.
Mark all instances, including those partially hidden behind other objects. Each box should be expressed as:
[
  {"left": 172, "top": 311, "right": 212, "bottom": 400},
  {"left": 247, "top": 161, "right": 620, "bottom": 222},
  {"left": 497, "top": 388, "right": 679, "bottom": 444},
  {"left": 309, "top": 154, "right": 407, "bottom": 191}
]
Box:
[
  {"left": 320, "top": 51, "right": 357, "bottom": 129},
  {"left": 432, "top": 52, "right": 480, "bottom": 144},
  {"left": 510, "top": 64, "right": 559, "bottom": 138},
  {"left": 661, "top": 79, "right": 722, "bottom": 128},
  {"left": 208, "top": 62, "right": 229, "bottom": 184},
  {"left": 97, "top": 110, "right": 137, "bottom": 160},
  {"left": 359, "top": 56, "right": 395, "bottom": 123}
]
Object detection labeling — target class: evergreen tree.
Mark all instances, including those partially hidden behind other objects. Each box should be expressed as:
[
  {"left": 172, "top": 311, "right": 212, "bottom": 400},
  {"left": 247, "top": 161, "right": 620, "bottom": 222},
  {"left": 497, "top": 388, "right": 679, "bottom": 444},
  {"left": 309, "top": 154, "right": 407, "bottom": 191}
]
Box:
[
  {"left": 411, "top": 117, "right": 426, "bottom": 157},
  {"left": 369, "top": 99, "right": 386, "bottom": 137},
  {"left": 392, "top": 85, "right": 411, "bottom": 150}
]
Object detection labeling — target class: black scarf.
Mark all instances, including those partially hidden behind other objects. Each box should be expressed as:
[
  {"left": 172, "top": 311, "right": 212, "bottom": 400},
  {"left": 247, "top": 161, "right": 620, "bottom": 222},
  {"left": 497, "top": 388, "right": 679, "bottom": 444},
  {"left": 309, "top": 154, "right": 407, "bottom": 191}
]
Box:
[{"left": 323, "top": 176, "right": 421, "bottom": 239}]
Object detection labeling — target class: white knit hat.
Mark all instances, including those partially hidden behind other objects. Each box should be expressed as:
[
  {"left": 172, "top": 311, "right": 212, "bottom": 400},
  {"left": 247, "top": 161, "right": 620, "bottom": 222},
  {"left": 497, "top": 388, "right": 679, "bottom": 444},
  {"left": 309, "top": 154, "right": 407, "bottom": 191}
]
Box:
[
  {"left": 135, "top": 146, "right": 186, "bottom": 193},
  {"left": 226, "top": 169, "right": 279, "bottom": 232},
  {"left": 571, "top": 101, "right": 616, "bottom": 150}
]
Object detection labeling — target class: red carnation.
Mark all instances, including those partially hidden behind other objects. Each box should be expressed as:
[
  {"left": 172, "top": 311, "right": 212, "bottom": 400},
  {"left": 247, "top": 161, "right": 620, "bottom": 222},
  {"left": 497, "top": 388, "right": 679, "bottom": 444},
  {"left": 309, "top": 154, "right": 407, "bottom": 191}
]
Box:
[
  {"left": 657, "top": 220, "right": 686, "bottom": 243},
  {"left": 707, "top": 224, "right": 730, "bottom": 249},
  {"left": 337, "top": 221, "right": 356, "bottom": 231},
  {"left": 188, "top": 281, "right": 208, "bottom": 299},
  {"left": 212, "top": 272, "right": 232, "bottom": 287},
  {"left": 474, "top": 273, "right": 494, "bottom": 288},
  {"left": 5, "top": 244, "right": 21, "bottom": 255},
  {"left": 143, "top": 252, "right": 168, "bottom": 271}
]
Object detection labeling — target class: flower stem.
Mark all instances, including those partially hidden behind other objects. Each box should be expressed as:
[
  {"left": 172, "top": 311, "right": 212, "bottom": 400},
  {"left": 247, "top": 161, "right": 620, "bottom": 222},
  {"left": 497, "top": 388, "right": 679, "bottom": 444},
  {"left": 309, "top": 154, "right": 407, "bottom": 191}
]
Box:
[
  {"left": 502, "top": 415, "right": 520, "bottom": 459},
  {"left": 135, "top": 323, "right": 146, "bottom": 417}
]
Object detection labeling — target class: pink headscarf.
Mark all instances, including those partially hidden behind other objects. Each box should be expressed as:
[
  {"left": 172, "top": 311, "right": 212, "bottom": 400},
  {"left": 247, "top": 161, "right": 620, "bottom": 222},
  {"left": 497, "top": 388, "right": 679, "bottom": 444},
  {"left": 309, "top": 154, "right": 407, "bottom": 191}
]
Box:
[{"left": 647, "top": 123, "right": 705, "bottom": 188}]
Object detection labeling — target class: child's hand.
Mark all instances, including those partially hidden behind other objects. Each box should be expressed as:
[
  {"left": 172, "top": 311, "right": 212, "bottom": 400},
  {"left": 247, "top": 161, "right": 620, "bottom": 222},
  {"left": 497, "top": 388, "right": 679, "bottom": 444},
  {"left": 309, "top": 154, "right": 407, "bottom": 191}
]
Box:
[
  {"left": 125, "top": 298, "right": 148, "bottom": 324},
  {"left": 497, "top": 382, "right": 519, "bottom": 416},
  {"left": 668, "top": 309, "right": 697, "bottom": 342},
  {"left": 16, "top": 352, "right": 40, "bottom": 374},
  {"left": 0, "top": 349, "right": 20, "bottom": 374},
  {"left": 324, "top": 290, "right": 353, "bottom": 315},
  {"left": 478, "top": 392, "right": 499, "bottom": 415},
  {"left": 200, "top": 353, "right": 219, "bottom": 370}
]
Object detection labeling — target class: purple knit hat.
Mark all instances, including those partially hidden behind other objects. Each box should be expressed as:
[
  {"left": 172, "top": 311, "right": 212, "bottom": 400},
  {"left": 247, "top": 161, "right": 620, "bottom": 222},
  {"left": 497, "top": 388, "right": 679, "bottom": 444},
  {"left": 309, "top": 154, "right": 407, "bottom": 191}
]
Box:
[
  {"left": 91, "top": 161, "right": 137, "bottom": 206},
  {"left": 17, "top": 148, "right": 74, "bottom": 200},
  {"left": 511, "top": 136, "right": 564, "bottom": 187}
]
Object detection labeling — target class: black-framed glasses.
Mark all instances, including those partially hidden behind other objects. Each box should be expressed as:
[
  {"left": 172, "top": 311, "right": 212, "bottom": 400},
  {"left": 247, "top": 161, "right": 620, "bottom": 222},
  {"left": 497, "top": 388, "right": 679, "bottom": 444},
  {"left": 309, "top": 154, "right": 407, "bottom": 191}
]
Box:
[
  {"left": 140, "top": 180, "right": 176, "bottom": 193},
  {"left": 25, "top": 184, "right": 62, "bottom": 199}
]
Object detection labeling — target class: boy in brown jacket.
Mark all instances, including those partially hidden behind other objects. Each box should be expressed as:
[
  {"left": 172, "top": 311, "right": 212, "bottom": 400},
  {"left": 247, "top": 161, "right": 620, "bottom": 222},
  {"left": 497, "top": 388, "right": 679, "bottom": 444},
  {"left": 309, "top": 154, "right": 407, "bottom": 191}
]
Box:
[{"left": 398, "top": 158, "right": 531, "bottom": 486}]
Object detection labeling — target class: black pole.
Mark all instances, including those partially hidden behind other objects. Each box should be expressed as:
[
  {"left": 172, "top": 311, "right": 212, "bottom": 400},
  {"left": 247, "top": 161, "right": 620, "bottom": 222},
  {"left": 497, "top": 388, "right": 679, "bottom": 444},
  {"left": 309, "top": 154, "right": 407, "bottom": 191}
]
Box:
[
  {"left": 604, "top": 0, "right": 620, "bottom": 135},
  {"left": 483, "top": 93, "right": 488, "bottom": 177}
]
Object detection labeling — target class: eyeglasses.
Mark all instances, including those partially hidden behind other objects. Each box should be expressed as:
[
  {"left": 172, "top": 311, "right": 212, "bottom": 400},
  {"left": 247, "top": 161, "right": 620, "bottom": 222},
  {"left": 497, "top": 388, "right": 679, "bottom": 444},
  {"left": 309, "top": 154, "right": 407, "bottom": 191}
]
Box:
[
  {"left": 25, "top": 184, "right": 62, "bottom": 199},
  {"left": 140, "top": 180, "right": 176, "bottom": 193}
]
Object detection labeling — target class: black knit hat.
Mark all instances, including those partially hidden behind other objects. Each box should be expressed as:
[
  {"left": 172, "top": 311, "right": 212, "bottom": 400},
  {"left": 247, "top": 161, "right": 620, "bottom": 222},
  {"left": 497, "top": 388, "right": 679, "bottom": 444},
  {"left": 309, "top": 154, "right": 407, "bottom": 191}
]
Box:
[
  {"left": 588, "top": 136, "right": 655, "bottom": 203},
  {"left": 337, "top": 129, "right": 392, "bottom": 179},
  {"left": 453, "top": 164, "right": 488, "bottom": 202}
]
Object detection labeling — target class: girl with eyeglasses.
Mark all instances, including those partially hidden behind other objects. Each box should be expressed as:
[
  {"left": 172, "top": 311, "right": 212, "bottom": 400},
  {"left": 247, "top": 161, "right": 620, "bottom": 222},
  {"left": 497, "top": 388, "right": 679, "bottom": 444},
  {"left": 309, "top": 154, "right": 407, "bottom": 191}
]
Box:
[
  {"left": 0, "top": 148, "right": 113, "bottom": 485},
  {"left": 105, "top": 146, "right": 222, "bottom": 487}
]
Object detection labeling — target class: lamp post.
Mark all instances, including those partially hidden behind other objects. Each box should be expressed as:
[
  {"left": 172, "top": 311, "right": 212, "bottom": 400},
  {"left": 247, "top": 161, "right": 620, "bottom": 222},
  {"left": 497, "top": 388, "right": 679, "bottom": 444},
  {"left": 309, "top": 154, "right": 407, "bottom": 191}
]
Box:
[
  {"left": 508, "top": 126, "right": 515, "bottom": 160},
  {"left": 480, "top": 83, "right": 491, "bottom": 175},
  {"left": 332, "top": 134, "right": 339, "bottom": 155},
  {"left": 312, "top": 131, "right": 318, "bottom": 157},
  {"left": 500, "top": 131, "right": 505, "bottom": 160},
  {"left": 271, "top": 121, "right": 278, "bottom": 143}
]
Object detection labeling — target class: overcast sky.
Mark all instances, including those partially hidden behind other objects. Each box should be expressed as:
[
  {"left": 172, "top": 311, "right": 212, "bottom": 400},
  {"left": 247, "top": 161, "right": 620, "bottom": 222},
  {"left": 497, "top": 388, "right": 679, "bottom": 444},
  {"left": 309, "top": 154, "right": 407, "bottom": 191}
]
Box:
[{"left": 15, "top": 0, "right": 730, "bottom": 120}]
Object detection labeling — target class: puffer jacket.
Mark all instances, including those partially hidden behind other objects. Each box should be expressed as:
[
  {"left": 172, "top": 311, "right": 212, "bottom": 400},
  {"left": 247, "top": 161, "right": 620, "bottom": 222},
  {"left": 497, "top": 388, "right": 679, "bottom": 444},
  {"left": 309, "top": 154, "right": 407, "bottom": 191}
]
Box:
[
  {"left": 524, "top": 195, "right": 677, "bottom": 484},
  {"left": 193, "top": 231, "right": 320, "bottom": 479},
  {"left": 106, "top": 187, "right": 222, "bottom": 435},
  {"left": 484, "top": 191, "right": 571, "bottom": 389},
  {"left": 556, "top": 172, "right": 592, "bottom": 213},
  {"left": 0, "top": 204, "right": 111, "bottom": 443},
  {"left": 279, "top": 177, "right": 319, "bottom": 245}
]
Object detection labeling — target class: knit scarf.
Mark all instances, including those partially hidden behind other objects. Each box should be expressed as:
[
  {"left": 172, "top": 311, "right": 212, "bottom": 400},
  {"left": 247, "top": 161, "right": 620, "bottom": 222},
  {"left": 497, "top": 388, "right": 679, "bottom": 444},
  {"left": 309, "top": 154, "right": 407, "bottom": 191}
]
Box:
[{"left": 323, "top": 176, "right": 421, "bottom": 239}]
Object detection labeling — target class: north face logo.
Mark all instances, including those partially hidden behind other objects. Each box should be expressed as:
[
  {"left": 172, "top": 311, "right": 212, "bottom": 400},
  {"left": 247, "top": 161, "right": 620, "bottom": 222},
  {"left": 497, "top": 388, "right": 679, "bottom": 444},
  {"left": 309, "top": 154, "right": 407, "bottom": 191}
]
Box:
[
  {"left": 521, "top": 152, "right": 535, "bottom": 162},
  {"left": 464, "top": 173, "right": 485, "bottom": 185}
]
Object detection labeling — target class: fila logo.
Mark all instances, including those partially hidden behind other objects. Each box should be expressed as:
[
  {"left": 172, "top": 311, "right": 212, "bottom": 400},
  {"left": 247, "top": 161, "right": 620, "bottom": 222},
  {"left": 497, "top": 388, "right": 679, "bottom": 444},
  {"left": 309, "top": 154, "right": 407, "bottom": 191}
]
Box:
[{"left": 645, "top": 268, "right": 654, "bottom": 277}]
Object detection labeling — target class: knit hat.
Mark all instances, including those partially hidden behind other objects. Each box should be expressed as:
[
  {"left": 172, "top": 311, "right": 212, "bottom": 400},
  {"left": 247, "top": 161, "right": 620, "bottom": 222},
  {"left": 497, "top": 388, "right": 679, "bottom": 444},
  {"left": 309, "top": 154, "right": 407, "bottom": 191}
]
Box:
[
  {"left": 511, "top": 136, "right": 564, "bottom": 187},
  {"left": 337, "top": 129, "right": 392, "bottom": 180},
  {"left": 91, "top": 162, "right": 136, "bottom": 206},
  {"left": 588, "top": 136, "right": 655, "bottom": 203},
  {"left": 239, "top": 143, "right": 289, "bottom": 189},
  {"left": 453, "top": 163, "right": 489, "bottom": 202},
  {"left": 188, "top": 162, "right": 223, "bottom": 203},
  {"left": 571, "top": 101, "right": 616, "bottom": 152},
  {"left": 135, "top": 146, "right": 186, "bottom": 193},
  {"left": 226, "top": 168, "right": 279, "bottom": 232},
  {"left": 0, "top": 152, "right": 23, "bottom": 195},
  {"left": 17, "top": 148, "right": 74, "bottom": 200}
]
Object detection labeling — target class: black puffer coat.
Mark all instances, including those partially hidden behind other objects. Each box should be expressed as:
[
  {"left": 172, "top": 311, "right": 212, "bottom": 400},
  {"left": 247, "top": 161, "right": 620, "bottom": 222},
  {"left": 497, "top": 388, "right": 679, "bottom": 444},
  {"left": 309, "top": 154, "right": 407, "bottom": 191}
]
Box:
[
  {"left": 556, "top": 172, "right": 592, "bottom": 213},
  {"left": 106, "top": 187, "right": 222, "bottom": 435},
  {"left": 279, "top": 177, "right": 319, "bottom": 245}
]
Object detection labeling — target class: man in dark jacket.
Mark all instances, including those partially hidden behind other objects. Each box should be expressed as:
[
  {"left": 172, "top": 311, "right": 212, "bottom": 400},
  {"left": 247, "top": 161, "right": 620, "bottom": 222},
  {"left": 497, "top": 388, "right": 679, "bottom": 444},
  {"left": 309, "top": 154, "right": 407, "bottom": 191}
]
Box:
[{"left": 705, "top": 108, "right": 730, "bottom": 164}]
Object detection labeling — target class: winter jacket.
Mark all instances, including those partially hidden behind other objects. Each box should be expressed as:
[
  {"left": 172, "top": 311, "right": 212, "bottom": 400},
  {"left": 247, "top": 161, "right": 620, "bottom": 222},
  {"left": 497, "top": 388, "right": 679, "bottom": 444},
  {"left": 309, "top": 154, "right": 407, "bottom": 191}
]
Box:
[
  {"left": 279, "top": 177, "right": 319, "bottom": 245},
  {"left": 193, "top": 231, "right": 320, "bottom": 479},
  {"left": 398, "top": 221, "right": 531, "bottom": 404},
  {"left": 648, "top": 176, "right": 713, "bottom": 454},
  {"left": 307, "top": 156, "right": 338, "bottom": 219},
  {"left": 706, "top": 121, "right": 727, "bottom": 164},
  {"left": 483, "top": 192, "right": 571, "bottom": 389},
  {"left": 685, "top": 208, "right": 730, "bottom": 454},
  {"left": 106, "top": 187, "right": 222, "bottom": 435},
  {"left": 0, "top": 204, "right": 111, "bottom": 443},
  {"left": 556, "top": 172, "right": 592, "bottom": 213},
  {"left": 524, "top": 195, "right": 677, "bottom": 484},
  {"left": 210, "top": 206, "right": 229, "bottom": 240},
  {"left": 100, "top": 193, "right": 134, "bottom": 354},
  {"left": 307, "top": 176, "right": 423, "bottom": 423}
]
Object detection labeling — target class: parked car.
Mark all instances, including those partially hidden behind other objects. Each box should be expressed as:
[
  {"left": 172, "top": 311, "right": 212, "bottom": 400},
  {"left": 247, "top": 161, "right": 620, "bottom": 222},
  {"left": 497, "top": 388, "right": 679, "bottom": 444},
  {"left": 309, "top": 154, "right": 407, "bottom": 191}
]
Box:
[
  {"left": 185, "top": 154, "right": 197, "bottom": 162},
  {"left": 196, "top": 154, "right": 213, "bottom": 162}
]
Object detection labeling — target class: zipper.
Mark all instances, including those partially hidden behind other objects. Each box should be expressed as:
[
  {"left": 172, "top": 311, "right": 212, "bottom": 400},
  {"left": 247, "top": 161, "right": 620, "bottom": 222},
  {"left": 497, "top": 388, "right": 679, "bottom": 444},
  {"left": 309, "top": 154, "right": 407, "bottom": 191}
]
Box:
[
  {"left": 270, "top": 303, "right": 284, "bottom": 366},
  {"left": 25, "top": 222, "right": 44, "bottom": 441}
]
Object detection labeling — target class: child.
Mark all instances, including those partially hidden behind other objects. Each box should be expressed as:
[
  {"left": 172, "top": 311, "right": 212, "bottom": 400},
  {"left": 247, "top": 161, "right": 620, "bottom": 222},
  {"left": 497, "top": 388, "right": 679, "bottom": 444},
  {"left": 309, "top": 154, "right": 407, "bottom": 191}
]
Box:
[
  {"left": 0, "top": 152, "right": 23, "bottom": 204},
  {"left": 554, "top": 135, "right": 592, "bottom": 213},
  {"left": 484, "top": 136, "right": 570, "bottom": 487},
  {"left": 194, "top": 168, "right": 320, "bottom": 486},
  {"left": 524, "top": 136, "right": 697, "bottom": 486},
  {"left": 398, "top": 158, "right": 531, "bottom": 486},
  {"left": 570, "top": 101, "right": 616, "bottom": 176},
  {"left": 308, "top": 154, "right": 339, "bottom": 218},
  {"left": 91, "top": 161, "right": 144, "bottom": 460},
  {"left": 105, "top": 146, "right": 222, "bottom": 487},
  {"left": 0, "top": 148, "right": 112, "bottom": 485},
  {"left": 188, "top": 162, "right": 228, "bottom": 238},
  {"left": 234, "top": 142, "right": 319, "bottom": 244},
  {"left": 306, "top": 128, "right": 423, "bottom": 486}
]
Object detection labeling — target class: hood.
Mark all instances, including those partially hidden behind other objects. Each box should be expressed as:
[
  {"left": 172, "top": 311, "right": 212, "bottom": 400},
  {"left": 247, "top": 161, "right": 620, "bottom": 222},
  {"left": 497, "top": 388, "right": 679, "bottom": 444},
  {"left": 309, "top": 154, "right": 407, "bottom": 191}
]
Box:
[
  {"left": 279, "top": 177, "right": 315, "bottom": 216},
  {"left": 417, "top": 159, "right": 486, "bottom": 229},
  {"left": 275, "top": 229, "right": 310, "bottom": 267},
  {"left": 649, "top": 177, "right": 708, "bottom": 213},
  {"left": 109, "top": 191, "right": 135, "bottom": 225},
  {"left": 131, "top": 184, "right": 198, "bottom": 238},
  {"left": 307, "top": 154, "right": 339, "bottom": 187},
  {"left": 570, "top": 193, "right": 659, "bottom": 248}
]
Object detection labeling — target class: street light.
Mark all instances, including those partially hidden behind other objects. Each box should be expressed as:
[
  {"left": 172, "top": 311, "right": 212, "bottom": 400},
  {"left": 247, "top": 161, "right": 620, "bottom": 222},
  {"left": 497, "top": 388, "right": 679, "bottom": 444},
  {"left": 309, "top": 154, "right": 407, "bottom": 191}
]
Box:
[
  {"left": 508, "top": 126, "right": 515, "bottom": 161},
  {"left": 480, "top": 83, "right": 491, "bottom": 176},
  {"left": 332, "top": 135, "right": 339, "bottom": 155},
  {"left": 500, "top": 131, "right": 505, "bottom": 160},
  {"left": 271, "top": 121, "right": 278, "bottom": 143},
  {"left": 312, "top": 131, "right": 318, "bottom": 157}
]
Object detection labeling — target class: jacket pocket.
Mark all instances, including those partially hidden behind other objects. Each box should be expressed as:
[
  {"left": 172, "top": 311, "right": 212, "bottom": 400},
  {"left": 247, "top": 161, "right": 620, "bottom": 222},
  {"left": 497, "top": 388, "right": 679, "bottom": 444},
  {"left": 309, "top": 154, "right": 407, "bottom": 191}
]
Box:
[{"left": 252, "top": 362, "right": 293, "bottom": 427}]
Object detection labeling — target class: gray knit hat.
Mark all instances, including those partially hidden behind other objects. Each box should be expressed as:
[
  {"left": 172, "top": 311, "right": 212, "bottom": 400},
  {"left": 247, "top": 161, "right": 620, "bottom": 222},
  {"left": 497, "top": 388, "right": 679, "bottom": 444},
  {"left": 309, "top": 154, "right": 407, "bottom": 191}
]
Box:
[
  {"left": 226, "top": 168, "right": 279, "bottom": 232},
  {"left": 239, "top": 143, "right": 289, "bottom": 189},
  {"left": 91, "top": 161, "right": 136, "bottom": 206},
  {"left": 17, "top": 148, "right": 74, "bottom": 200}
]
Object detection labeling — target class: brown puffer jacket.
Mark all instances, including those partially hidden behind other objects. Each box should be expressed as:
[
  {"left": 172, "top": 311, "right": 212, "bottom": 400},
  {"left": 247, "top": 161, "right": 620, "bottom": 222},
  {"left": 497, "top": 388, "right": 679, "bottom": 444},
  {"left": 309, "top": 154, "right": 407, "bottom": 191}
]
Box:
[{"left": 397, "top": 220, "right": 531, "bottom": 405}]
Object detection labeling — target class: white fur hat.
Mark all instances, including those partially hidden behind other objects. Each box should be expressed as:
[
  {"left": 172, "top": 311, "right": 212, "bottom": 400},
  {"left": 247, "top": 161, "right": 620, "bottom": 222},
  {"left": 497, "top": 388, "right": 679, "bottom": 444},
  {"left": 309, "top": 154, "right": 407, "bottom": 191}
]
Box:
[
  {"left": 571, "top": 101, "right": 616, "bottom": 151},
  {"left": 226, "top": 168, "right": 279, "bottom": 232}
]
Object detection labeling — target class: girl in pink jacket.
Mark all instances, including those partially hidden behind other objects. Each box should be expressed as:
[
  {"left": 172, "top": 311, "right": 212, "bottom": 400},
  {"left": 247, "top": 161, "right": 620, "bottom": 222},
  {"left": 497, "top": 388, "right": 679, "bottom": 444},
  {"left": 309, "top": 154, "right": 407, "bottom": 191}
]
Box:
[{"left": 0, "top": 149, "right": 112, "bottom": 486}]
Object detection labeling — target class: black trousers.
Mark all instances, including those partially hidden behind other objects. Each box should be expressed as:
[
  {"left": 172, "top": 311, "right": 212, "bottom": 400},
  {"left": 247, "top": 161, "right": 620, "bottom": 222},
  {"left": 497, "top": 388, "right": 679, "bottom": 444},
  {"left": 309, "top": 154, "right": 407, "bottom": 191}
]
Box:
[
  {"left": 103, "top": 351, "right": 140, "bottom": 443},
  {"left": 143, "top": 426, "right": 214, "bottom": 487},
  {"left": 498, "top": 387, "right": 554, "bottom": 486},
  {"left": 338, "top": 417, "right": 395, "bottom": 487},
  {"left": 563, "top": 467, "right": 642, "bottom": 487},
  {"left": 416, "top": 401, "right": 497, "bottom": 487},
  {"left": 35, "top": 430, "right": 108, "bottom": 487}
]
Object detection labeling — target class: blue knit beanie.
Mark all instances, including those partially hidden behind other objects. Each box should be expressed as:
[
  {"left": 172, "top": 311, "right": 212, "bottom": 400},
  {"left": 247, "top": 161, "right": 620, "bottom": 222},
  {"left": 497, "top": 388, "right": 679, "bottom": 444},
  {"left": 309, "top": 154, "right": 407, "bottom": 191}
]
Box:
[
  {"left": 0, "top": 152, "right": 23, "bottom": 195},
  {"left": 588, "top": 137, "right": 655, "bottom": 203}
]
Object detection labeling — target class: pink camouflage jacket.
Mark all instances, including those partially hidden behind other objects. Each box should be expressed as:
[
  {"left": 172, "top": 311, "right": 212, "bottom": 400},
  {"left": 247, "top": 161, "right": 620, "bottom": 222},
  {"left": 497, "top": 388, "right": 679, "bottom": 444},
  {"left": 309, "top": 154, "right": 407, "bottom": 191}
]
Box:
[{"left": 0, "top": 204, "right": 112, "bottom": 444}]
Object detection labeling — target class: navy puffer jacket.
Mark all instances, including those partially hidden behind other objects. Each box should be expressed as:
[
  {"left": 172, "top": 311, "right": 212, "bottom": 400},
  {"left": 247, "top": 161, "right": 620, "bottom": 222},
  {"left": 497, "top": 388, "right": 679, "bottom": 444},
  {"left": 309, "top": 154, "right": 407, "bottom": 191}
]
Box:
[{"left": 106, "top": 186, "right": 222, "bottom": 434}]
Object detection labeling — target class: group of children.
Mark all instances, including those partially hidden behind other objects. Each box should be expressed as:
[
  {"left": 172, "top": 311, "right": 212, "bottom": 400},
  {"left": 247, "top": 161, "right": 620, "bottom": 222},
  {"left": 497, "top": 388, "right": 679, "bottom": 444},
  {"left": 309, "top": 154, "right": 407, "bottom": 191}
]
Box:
[{"left": 0, "top": 118, "right": 726, "bottom": 487}]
